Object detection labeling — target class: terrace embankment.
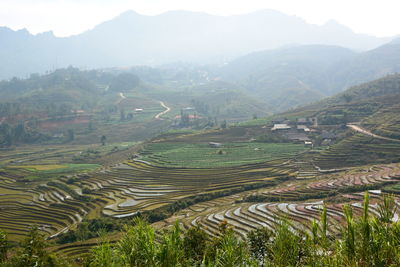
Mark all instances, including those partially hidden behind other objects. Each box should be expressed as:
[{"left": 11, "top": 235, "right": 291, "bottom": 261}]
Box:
[
  {"left": 53, "top": 162, "right": 400, "bottom": 258},
  {"left": 162, "top": 163, "right": 400, "bottom": 240},
  {"left": 0, "top": 143, "right": 299, "bottom": 242}
]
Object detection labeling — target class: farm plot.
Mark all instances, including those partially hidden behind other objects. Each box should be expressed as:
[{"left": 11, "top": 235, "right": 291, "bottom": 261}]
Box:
[
  {"left": 80, "top": 159, "right": 296, "bottom": 218},
  {"left": 162, "top": 165, "right": 399, "bottom": 238},
  {"left": 362, "top": 103, "right": 400, "bottom": 140},
  {"left": 0, "top": 142, "right": 298, "bottom": 240},
  {"left": 154, "top": 126, "right": 272, "bottom": 144},
  {"left": 0, "top": 174, "right": 105, "bottom": 242},
  {"left": 52, "top": 161, "right": 400, "bottom": 258},
  {"left": 314, "top": 134, "right": 400, "bottom": 169},
  {"left": 54, "top": 192, "right": 392, "bottom": 259},
  {"left": 0, "top": 145, "right": 104, "bottom": 241},
  {"left": 155, "top": 163, "right": 400, "bottom": 242},
  {"left": 139, "top": 142, "right": 307, "bottom": 168},
  {"left": 261, "top": 163, "right": 400, "bottom": 200},
  {"left": 178, "top": 194, "right": 395, "bottom": 240}
]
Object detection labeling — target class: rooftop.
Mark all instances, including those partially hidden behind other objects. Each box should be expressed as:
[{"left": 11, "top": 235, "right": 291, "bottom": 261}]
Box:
[{"left": 271, "top": 124, "right": 291, "bottom": 130}]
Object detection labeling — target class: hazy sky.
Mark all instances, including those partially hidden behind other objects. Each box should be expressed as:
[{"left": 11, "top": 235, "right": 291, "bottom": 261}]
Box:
[{"left": 1, "top": 0, "right": 399, "bottom": 37}]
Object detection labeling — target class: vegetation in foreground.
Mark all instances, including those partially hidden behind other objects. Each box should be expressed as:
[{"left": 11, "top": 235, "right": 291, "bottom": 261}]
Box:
[{"left": 1, "top": 193, "right": 399, "bottom": 266}]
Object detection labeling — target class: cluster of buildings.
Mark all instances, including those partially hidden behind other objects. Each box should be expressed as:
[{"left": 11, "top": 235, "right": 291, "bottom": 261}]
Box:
[{"left": 271, "top": 117, "right": 336, "bottom": 147}]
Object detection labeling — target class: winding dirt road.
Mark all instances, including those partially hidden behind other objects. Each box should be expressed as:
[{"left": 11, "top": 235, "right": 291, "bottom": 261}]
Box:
[
  {"left": 155, "top": 101, "right": 171, "bottom": 120},
  {"left": 347, "top": 123, "right": 400, "bottom": 142},
  {"left": 116, "top": 92, "right": 126, "bottom": 104}
]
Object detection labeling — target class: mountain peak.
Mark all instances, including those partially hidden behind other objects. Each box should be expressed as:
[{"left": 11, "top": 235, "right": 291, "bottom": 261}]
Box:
[
  {"left": 37, "top": 30, "right": 54, "bottom": 37},
  {"left": 112, "top": 10, "right": 143, "bottom": 22},
  {"left": 118, "top": 10, "right": 140, "bottom": 17},
  {"left": 0, "top": 9, "right": 392, "bottom": 79},
  {"left": 0, "top": 27, "right": 31, "bottom": 37},
  {"left": 248, "top": 9, "right": 287, "bottom": 16},
  {"left": 323, "top": 19, "right": 351, "bottom": 30}
]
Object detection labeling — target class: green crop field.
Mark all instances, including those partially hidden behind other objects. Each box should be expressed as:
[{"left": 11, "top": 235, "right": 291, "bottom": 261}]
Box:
[
  {"left": 6, "top": 163, "right": 100, "bottom": 181},
  {"left": 383, "top": 181, "right": 400, "bottom": 194},
  {"left": 314, "top": 134, "right": 400, "bottom": 169},
  {"left": 235, "top": 117, "right": 272, "bottom": 127},
  {"left": 139, "top": 142, "right": 307, "bottom": 168}
]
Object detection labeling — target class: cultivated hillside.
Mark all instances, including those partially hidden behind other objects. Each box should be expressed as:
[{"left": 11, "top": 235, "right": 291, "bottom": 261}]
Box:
[{"left": 282, "top": 74, "right": 400, "bottom": 168}]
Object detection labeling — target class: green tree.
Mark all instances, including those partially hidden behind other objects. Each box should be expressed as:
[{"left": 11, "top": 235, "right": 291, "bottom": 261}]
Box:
[
  {"left": 67, "top": 129, "right": 74, "bottom": 142},
  {"left": 183, "top": 226, "right": 208, "bottom": 263},
  {"left": 211, "top": 227, "right": 254, "bottom": 266},
  {"left": 220, "top": 120, "right": 227, "bottom": 129},
  {"left": 0, "top": 230, "right": 7, "bottom": 263},
  {"left": 377, "top": 193, "right": 397, "bottom": 223},
  {"left": 157, "top": 221, "right": 184, "bottom": 267},
  {"left": 0, "top": 123, "right": 13, "bottom": 146},
  {"left": 270, "top": 220, "right": 310, "bottom": 266},
  {"left": 8, "top": 226, "right": 62, "bottom": 267},
  {"left": 109, "top": 73, "right": 140, "bottom": 92},
  {"left": 248, "top": 227, "right": 273, "bottom": 263},
  {"left": 180, "top": 110, "right": 190, "bottom": 127},
  {"left": 127, "top": 113, "right": 134, "bottom": 120},
  {"left": 117, "top": 218, "right": 157, "bottom": 267},
  {"left": 100, "top": 135, "right": 107, "bottom": 146},
  {"left": 89, "top": 239, "right": 120, "bottom": 267},
  {"left": 14, "top": 123, "right": 26, "bottom": 141},
  {"left": 120, "top": 109, "right": 126, "bottom": 121},
  {"left": 88, "top": 121, "right": 94, "bottom": 132}
]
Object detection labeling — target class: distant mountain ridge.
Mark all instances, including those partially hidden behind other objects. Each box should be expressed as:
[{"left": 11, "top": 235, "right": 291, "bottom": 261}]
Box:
[
  {"left": 0, "top": 9, "right": 392, "bottom": 79},
  {"left": 218, "top": 43, "right": 400, "bottom": 111}
]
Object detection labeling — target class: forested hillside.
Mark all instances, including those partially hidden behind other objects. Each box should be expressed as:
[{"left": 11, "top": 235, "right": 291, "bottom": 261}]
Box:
[
  {"left": 0, "top": 68, "right": 270, "bottom": 146},
  {"left": 219, "top": 43, "right": 400, "bottom": 111}
]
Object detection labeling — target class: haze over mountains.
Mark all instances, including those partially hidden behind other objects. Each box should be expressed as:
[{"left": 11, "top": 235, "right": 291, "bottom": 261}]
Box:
[
  {"left": 0, "top": 9, "right": 393, "bottom": 80},
  {"left": 219, "top": 41, "right": 400, "bottom": 111}
]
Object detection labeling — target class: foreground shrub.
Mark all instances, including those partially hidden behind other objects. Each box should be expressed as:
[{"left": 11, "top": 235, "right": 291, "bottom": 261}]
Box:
[
  {"left": 2, "top": 226, "right": 68, "bottom": 267},
  {"left": 1, "top": 192, "right": 400, "bottom": 266}
]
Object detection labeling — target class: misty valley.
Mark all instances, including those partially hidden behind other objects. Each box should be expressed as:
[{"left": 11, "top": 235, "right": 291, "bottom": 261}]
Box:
[{"left": 1, "top": 6, "right": 400, "bottom": 267}]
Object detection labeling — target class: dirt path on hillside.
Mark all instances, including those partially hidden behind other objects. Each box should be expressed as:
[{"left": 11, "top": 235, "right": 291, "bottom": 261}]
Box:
[
  {"left": 347, "top": 123, "right": 400, "bottom": 142},
  {"left": 155, "top": 101, "right": 171, "bottom": 120},
  {"left": 117, "top": 92, "right": 126, "bottom": 104}
]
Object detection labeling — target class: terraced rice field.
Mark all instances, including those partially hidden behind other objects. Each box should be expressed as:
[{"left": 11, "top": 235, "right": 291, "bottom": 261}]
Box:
[
  {"left": 82, "top": 159, "right": 295, "bottom": 218},
  {"left": 0, "top": 175, "right": 104, "bottom": 241},
  {"left": 3, "top": 135, "right": 400, "bottom": 259},
  {"left": 178, "top": 193, "right": 394, "bottom": 239},
  {"left": 54, "top": 162, "right": 400, "bottom": 258},
  {"left": 0, "top": 145, "right": 118, "bottom": 241},
  {"left": 314, "top": 102, "right": 400, "bottom": 170},
  {"left": 139, "top": 142, "right": 307, "bottom": 168},
  {"left": 363, "top": 103, "right": 400, "bottom": 140},
  {"left": 52, "top": 161, "right": 400, "bottom": 258},
  {"left": 0, "top": 143, "right": 298, "bottom": 240},
  {"left": 314, "top": 134, "right": 400, "bottom": 169},
  {"left": 260, "top": 163, "right": 400, "bottom": 200},
  {"left": 163, "top": 164, "right": 400, "bottom": 240}
]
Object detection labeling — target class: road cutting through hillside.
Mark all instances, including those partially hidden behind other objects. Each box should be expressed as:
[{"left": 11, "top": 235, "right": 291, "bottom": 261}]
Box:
[
  {"left": 155, "top": 101, "right": 171, "bottom": 120},
  {"left": 347, "top": 123, "right": 400, "bottom": 142}
]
